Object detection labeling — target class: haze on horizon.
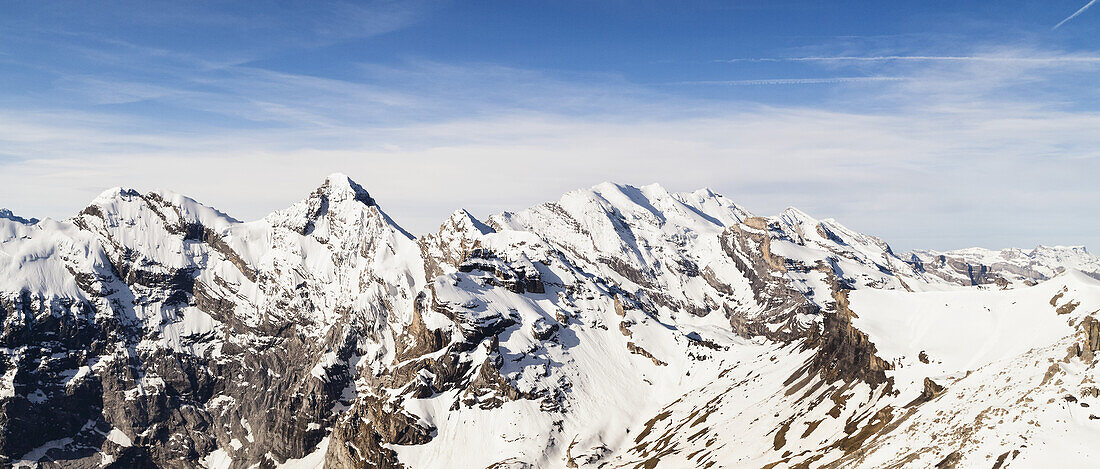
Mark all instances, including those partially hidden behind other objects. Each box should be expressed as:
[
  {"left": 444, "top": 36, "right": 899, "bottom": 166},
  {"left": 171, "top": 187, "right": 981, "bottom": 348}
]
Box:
[{"left": 1, "top": 1, "right": 1099, "bottom": 252}]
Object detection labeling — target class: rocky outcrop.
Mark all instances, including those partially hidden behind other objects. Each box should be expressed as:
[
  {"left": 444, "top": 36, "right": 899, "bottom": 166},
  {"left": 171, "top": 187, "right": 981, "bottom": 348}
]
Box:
[
  {"left": 460, "top": 354, "right": 526, "bottom": 409},
  {"left": 395, "top": 294, "right": 451, "bottom": 363},
  {"left": 934, "top": 451, "right": 962, "bottom": 468},
  {"left": 719, "top": 223, "right": 816, "bottom": 331},
  {"left": 1075, "top": 316, "right": 1100, "bottom": 363},
  {"left": 918, "top": 378, "right": 945, "bottom": 402},
  {"left": 458, "top": 249, "right": 545, "bottom": 295},
  {"left": 807, "top": 290, "right": 892, "bottom": 386},
  {"left": 325, "top": 395, "right": 434, "bottom": 469},
  {"left": 419, "top": 209, "right": 494, "bottom": 281},
  {"left": 626, "top": 342, "right": 667, "bottom": 367}
]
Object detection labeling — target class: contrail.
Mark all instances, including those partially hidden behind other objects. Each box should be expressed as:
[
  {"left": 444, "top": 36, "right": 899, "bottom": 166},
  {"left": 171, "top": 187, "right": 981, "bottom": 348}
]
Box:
[{"left": 1054, "top": 0, "right": 1098, "bottom": 29}]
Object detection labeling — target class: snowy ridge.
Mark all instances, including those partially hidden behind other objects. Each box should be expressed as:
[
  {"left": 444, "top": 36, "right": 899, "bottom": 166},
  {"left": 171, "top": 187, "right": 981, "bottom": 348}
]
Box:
[
  {"left": 910, "top": 245, "right": 1100, "bottom": 287},
  {"left": 1, "top": 176, "right": 1097, "bottom": 468}
]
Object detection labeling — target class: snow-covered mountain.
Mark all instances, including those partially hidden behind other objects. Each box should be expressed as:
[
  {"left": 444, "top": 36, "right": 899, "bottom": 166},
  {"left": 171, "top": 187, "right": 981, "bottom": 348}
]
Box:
[
  {"left": 1, "top": 175, "right": 1098, "bottom": 468},
  {"left": 910, "top": 245, "right": 1100, "bottom": 287}
]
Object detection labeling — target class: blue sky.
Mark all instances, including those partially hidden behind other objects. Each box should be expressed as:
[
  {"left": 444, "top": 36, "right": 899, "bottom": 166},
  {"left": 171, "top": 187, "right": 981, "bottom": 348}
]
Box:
[{"left": 1, "top": 1, "right": 1099, "bottom": 251}]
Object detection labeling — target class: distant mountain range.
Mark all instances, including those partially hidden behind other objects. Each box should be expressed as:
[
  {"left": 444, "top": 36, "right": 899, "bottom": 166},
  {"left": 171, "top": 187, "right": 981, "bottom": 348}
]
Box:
[{"left": 2, "top": 174, "right": 1098, "bottom": 468}]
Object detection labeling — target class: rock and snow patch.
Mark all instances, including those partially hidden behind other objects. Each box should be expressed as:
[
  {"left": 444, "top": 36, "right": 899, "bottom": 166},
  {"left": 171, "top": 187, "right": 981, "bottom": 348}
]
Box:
[
  {"left": 105, "top": 428, "right": 132, "bottom": 447},
  {"left": 310, "top": 351, "right": 340, "bottom": 381}
]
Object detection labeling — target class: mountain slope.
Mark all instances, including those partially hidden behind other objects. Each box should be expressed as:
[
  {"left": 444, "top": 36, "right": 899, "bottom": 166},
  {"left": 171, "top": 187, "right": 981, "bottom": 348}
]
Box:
[{"left": 615, "top": 270, "right": 1100, "bottom": 468}]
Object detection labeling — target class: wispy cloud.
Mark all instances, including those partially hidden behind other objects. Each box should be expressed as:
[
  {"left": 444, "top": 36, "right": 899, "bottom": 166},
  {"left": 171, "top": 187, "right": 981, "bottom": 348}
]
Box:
[
  {"left": 1054, "top": 0, "right": 1099, "bottom": 29},
  {"left": 315, "top": 0, "right": 438, "bottom": 41},
  {"left": 675, "top": 77, "right": 907, "bottom": 86},
  {"left": 717, "top": 55, "right": 1100, "bottom": 64}
]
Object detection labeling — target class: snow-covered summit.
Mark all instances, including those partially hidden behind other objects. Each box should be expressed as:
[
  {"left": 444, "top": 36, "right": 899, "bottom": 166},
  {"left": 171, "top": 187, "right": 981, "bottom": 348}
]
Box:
[
  {"left": 322, "top": 172, "right": 376, "bottom": 205},
  {"left": 89, "top": 186, "right": 141, "bottom": 205},
  {"left": 263, "top": 173, "right": 380, "bottom": 234},
  {"left": 445, "top": 209, "right": 493, "bottom": 236}
]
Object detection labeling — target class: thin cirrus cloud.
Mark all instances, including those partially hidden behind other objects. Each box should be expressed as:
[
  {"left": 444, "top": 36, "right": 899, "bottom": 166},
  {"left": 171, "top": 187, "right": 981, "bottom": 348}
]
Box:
[
  {"left": 716, "top": 55, "right": 1100, "bottom": 64},
  {"left": 674, "top": 77, "right": 908, "bottom": 86}
]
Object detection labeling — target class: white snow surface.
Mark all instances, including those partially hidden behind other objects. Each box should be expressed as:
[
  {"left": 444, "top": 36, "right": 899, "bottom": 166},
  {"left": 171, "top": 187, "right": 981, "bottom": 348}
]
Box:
[{"left": 851, "top": 269, "right": 1100, "bottom": 375}]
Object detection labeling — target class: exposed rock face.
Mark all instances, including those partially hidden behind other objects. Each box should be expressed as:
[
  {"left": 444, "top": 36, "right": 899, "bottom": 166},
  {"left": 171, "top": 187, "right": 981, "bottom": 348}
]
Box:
[
  {"left": 807, "top": 290, "right": 892, "bottom": 386},
  {"left": 2, "top": 176, "right": 1098, "bottom": 468},
  {"left": 1077, "top": 316, "right": 1100, "bottom": 363},
  {"left": 918, "top": 377, "right": 946, "bottom": 402},
  {"left": 625, "top": 341, "right": 667, "bottom": 367},
  {"left": 325, "top": 395, "right": 434, "bottom": 468},
  {"left": 419, "top": 209, "right": 494, "bottom": 282},
  {"left": 457, "top": 249, "right": 545, "bottom": 295},
  {"left": 721, "top": 222, "right": 806, "bottom": 321},
  {"left": 934, "top": 451, "right": 962, "bottom": 469}
]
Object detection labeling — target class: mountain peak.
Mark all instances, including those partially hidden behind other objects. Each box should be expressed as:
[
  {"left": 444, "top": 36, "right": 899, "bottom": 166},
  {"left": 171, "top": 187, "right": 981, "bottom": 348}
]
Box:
[
  {"left": 779, "top": 206, "right": 817, "bottom": 226},
  {"left": 590, "top": 181, "right": 629, "bottom": 194},
  {"left": 445, "top": 209, "right": 494, "bottom": 235},
  {"left": 90, "top": 187, "right": 141, "bottom": 205},
  {"left": 319, "top": 173, "right": 374, "bottom": 206},
  {"left": 262, "top": 173, "right": 383, "bottom": 235}
]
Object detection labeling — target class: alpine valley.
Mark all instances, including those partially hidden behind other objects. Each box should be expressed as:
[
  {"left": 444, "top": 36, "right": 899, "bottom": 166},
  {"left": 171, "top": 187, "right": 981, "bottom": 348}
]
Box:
[{"left": 2, "top": 174, "right": 1099, "bottom": 469}]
